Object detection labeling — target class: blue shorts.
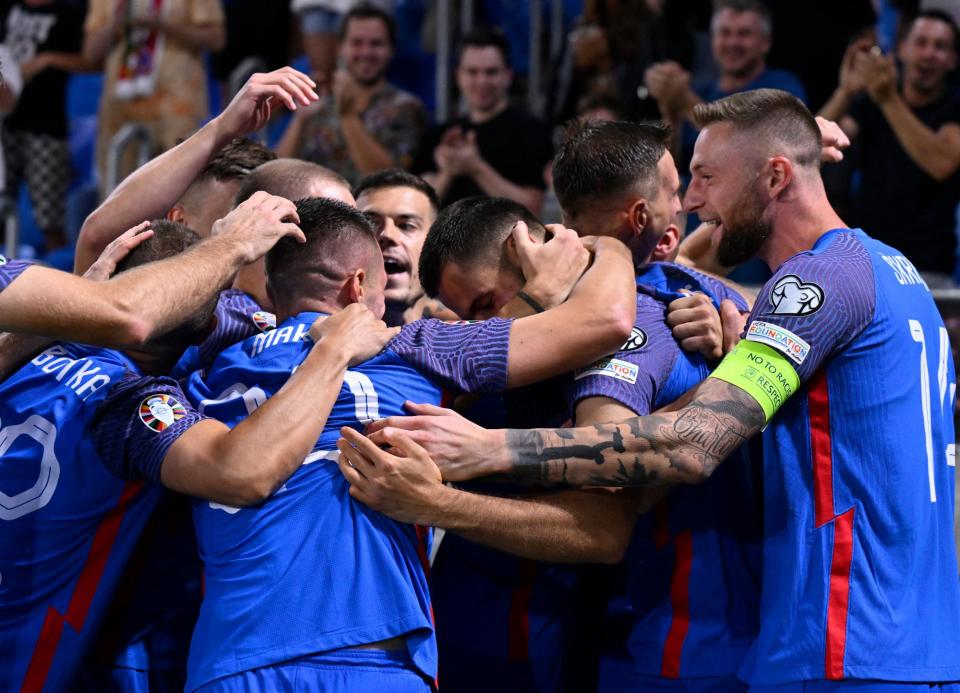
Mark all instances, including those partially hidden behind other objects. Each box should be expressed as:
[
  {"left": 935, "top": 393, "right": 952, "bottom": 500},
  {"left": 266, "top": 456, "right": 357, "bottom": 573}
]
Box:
[
  {"left": 599, "top": 668, "right": 746, "bottom": 692},
  {"left": 196, "top": 649, "right": 432, "bottom": 693},
  {"left": 750, "top": 682, "right": 960, "bottom": 692}
]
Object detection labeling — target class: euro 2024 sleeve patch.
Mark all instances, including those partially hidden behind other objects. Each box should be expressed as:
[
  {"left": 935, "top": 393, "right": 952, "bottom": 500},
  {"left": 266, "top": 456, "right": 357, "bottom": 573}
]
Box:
[
  {"left": 769, "top": 274, "right": 823, "bottom": 316},
  {"left": 139, "top": 394, "right": 187, "bottom": 432},
  {"left": 251, "top": 310, "right": 276, "bottom": 332}
]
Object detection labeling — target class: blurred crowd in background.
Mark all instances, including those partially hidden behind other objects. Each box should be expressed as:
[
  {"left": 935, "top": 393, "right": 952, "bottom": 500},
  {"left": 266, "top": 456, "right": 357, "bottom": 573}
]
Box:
[{"left": 1, "top": 0, "right": 958, "bottom": 287}]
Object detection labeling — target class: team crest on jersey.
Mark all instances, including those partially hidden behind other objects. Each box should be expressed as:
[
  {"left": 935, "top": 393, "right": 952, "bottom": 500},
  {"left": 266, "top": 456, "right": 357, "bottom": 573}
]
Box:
[
  {"left": 139, "top": 394, "right": 187, "bottom": 432},
  {"left": 251, "top": 310, "right": 276, "bottom": 332},
  {"left": 620, "top": 327, "right": 647, "bottom": 352},
  {"left": 769, "top": 275, "right": 823, "bottom": 316}
]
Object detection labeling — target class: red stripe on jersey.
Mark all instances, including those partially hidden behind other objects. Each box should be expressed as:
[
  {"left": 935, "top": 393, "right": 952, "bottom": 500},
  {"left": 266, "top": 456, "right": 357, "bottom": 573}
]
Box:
[
  {"left": 19, "top": 607, "right": 64, "bottom": 693},
  {"left": 19, "top": 481, "right": 144, "bottom": 691},
  {"left": 808, "top": 371, "right": 835, "bottom": 527},
  {"left": 660, "top": 531, "right": 693, "bottom": 679},
  {"left": 507, "top": 560, "right": 538, "bottom": 661},
  {"left": 825, "top": 507, "right": 855, "bottom": 680}
]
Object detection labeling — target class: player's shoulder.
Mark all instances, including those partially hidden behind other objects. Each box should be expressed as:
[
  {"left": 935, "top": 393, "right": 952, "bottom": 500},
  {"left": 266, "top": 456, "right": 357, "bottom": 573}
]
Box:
[
  {"left": 653, "top": 261, "right": 750, "bottom": 310},
  {"left": 0, "top": 255, "right": 32, "bottom": 291},
  {"left": 217, "top": 290, "right": 275, "bottom": 332}
]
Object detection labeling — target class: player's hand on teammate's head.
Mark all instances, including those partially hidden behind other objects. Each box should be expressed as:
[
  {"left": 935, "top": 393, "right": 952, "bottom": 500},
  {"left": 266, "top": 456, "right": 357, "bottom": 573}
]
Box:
[
  {"left": 308, "top": 303, "right": 400, "bottom": 365},
  {"left": 365, "top": 402, "right": 493, "bottom": 482},
  {"left": 815, "top": 116, "right": 851, "bottom": 163},
  {"left": 83, "top": 220, "right": 154, "bottom": 282},
  {"left": 336, "top": 426, "right": 445, "bottom": 525},
  {"left": 512, "top": 221, "right": 590, "bottom": 309},
  {"left": 215, "top": 67, "right": 319, "bottom": 138},
  {"left": 211, "top": 191, "right": 305, "bottom": 263},
  {"left": 667, "top": 290, "right": 724, "bottom": 362}
]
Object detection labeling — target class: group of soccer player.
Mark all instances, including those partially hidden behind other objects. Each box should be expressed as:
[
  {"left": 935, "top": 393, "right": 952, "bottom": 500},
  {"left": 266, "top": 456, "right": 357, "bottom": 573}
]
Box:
[{"left": 0, "top": 65, "right": 957, "bottom": 693}]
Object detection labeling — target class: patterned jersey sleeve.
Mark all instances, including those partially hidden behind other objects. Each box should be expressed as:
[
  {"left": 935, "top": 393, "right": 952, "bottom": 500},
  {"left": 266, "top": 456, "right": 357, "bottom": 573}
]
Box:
[
  {"left": 694, "top": 272, "right": 750, "bottom": 313},
  {"left": 566, "top": 296, "right": 677, "bottom": 417},
  {"left": 0, "top": 258, "right": 31, "bottom": 292},
  {"left": 91, "top": 373, "right": 206, "bottom": 484},
  {"left": 387, "top": 318, "right": 512, "bottom": 394},
  {"left": 742, "top": 233, "right": 875, "bottom": 384}
]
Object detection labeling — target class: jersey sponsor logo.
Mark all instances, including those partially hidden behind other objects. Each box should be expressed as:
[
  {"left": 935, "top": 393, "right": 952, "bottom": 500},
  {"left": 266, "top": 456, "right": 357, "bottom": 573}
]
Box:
[
  {"left": 769, "top": 274, "right": 824, "bottom": 316},
  {"left": 139, "top": 394, "right": 187, "bottom": 432},
  {"left": 251, "top": 311, "right": 276, "bottom": 332},
  {"left": 745, "top": 320, "right": 811, "bottom": 365},
  {"left": 620, "top": 327, "right": 647, "bottom": 352},
  {"left": 575, "top": 357, "right": 639, "bottom": 384}
]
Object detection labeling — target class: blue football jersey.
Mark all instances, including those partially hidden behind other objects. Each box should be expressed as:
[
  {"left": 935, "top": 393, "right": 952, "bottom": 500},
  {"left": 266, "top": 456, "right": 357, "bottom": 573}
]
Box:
[
  {"left": 168, "top": 289, "right": 275, "bottom": 382},
  {"left": 566, "top": 263, "right": 762, "bottom": 681},
  {"left": 736, "top": 229, "right": 960, "bottom": 684},
  {"left": 0, "top": 343, "right": 202, "bottom": 691},
  {"left": 0, "top": 256, "right": 29, "bottom": 291},
  {"left": 182, "top": 312, "right": 512, "bottom": 690}
]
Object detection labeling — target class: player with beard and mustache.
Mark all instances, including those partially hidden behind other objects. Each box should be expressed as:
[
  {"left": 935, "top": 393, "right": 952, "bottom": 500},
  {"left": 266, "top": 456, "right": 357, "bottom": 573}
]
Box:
[
  {"left": 339, "top": 89, "right": 960, "bottom": 690},
  {"left": 276, "top": 5, "right": 427, "bottom": 184}
]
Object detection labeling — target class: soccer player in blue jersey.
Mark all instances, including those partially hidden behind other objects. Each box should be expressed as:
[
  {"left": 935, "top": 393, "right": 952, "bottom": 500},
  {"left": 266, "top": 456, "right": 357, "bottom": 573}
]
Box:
[
  {"left": 0, "top": 199, "right": 398, "bottom": 692},
  {"left": 342, "top": 187, "right": 759, "bottom": 693},
  {"left": 173, "top": 196, "right": 635, "bottom": 691},
  {"left": 353, "top": 89, "right": 960, "bottom": 691}
]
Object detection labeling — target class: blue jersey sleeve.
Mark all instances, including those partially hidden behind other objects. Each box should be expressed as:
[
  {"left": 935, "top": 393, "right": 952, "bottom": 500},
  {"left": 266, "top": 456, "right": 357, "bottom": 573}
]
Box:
[
  {"left": 387, "top": 318, "right": 512, "bottom": 394},
  {"left": 0, "top": 258, "right": 31, "bottom": 292},
  {"left": 742, "top": 232, "right": 875, "bottom": 383},
  {"left": 567, "top": 296, "right": 678, "bottom": 417},
  {"left": 91, "top": 373, "right": 205, "bottom": 484}
]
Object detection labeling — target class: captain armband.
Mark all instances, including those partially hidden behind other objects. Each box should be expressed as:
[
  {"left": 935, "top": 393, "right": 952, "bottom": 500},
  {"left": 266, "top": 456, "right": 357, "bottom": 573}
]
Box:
[{"left": 708, "top": 340, "right": 800, "bottom": 422}]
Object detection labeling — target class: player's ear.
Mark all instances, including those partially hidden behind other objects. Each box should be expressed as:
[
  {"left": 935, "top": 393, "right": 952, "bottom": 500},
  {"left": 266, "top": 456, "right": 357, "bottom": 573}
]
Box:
[
  {"left": 650, "top": 225, "right": 681, "bottom": 262},
  {"left": 344, "top": 269, "right": 365, "bottom": 305},
  {"left": 629, "top": 199, "right": 648, "bottom": 237},
  {"left": 767, "top": 156, "right": 793, "bottom": 199},
  {"left": 167, "top": 205, "right": 187, "bottom": 224}
]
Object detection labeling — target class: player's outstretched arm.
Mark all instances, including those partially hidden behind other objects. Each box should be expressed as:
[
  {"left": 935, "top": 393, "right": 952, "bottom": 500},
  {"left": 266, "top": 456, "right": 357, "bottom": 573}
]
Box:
[
  {"left": 0, "top": 193, "right": 304, "bottom": 348},
  {"left": 160, "top": 305, "right": 398, "bottom": 506},
  {"left": 75, "top": 67, "right": 318, "bottom": 273},
  {"left": 337, "top": 426, "right": 637, "bottom": 563},
  {"left": 369, "top": 377, "right": 766, "bottom": 486},
  {"left": 505, "top": 234, "right": 636, "bottom": 388}
]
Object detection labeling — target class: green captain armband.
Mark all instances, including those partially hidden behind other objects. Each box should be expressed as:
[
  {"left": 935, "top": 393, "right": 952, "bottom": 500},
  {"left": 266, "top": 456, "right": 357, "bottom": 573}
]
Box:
[{"left": 709, "top": 340, "right": 800, "bottom": 422}]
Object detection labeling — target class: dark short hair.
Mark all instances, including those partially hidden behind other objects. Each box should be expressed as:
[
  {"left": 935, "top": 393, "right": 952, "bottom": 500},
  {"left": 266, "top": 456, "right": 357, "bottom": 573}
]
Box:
[
  {"left": 904, "top": 10, "right": 960, "bottom": 51},
  {"left": 419, "top": 196, "right": 544, "bottom": 298},
  {"left": 553, "top": 120, "right": 670, "bottom": 213},
  {"left": 353, "top": 169, "right": 440, "bottom": 216},
  {"left": 712, "top": 0, "right": 771, "bottom": 35},
  {"left": 201, "top": 138, "right": 276, "bottom": 184},
  {"left": 265, "top": 197, "right": 378, "bottom": 303},
  {"left": 115, "top": 219, "right": 200, "bottom": 274},
  {"left": 339, "top": 3, "right": 397, "bottom": 46},
  {"left": 235, "top": 159, "right": 350, "bottom": 207},
  {"left": 458, "top": 26, "right": 511, "bottom": 67},
  {"left": 692, "top": 88, "right": 821, "bottom": 168}
]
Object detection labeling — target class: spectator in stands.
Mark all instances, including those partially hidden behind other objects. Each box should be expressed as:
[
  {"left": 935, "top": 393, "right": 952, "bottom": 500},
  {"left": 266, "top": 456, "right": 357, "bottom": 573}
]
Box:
[
  {"left": 276, "top": 4, "right": 425, "bottom": 185},
  {"left": 643, "top": 0, "right": 806, "bottom": 163},
  {"left": 412, "top": 27, "right": 553, "bottom": 214},
  {"left": 2, "top": 0, "right": 89, "bottom": 252},
  {"left": 819, "top": 10, "right": 960, "bottom": 286},
  {"left": 83, "top": 0, "right": 226, "bottom": 190}
]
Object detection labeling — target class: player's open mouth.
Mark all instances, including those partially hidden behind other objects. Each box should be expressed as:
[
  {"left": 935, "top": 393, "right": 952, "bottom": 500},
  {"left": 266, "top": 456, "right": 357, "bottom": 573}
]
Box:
[{"left": 383, "top": 258, "right": 409, "bottom": 275}]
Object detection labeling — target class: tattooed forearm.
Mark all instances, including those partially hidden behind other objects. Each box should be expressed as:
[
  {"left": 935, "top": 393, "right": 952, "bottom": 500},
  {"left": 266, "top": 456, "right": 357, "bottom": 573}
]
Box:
[{"left": 506, "top": 379, "right": 766, "bottom": 487}]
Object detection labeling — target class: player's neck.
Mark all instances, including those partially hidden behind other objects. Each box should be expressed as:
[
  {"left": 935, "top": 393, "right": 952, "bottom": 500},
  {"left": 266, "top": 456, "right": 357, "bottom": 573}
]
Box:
[
  {"left": 233, "top": 268, "right": 272, "bottom": 311},
  {"left": 762, "top": 196, "right": 847, "bottom": 270},
  {"left": 274, "top": 298, "right": 343, "bottom": 324}
]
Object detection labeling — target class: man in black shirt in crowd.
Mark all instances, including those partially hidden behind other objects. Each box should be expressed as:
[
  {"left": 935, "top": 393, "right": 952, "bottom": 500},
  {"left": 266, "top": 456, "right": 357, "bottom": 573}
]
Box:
[
  {"left": 412, "top": 27, "right": 552, "bottom": 215},
  {"left": 1, "top": 0, "right": 88, "bottom": 253},
  {"left": 819, "top": 9, "right": 960, "bottom": 286}
]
